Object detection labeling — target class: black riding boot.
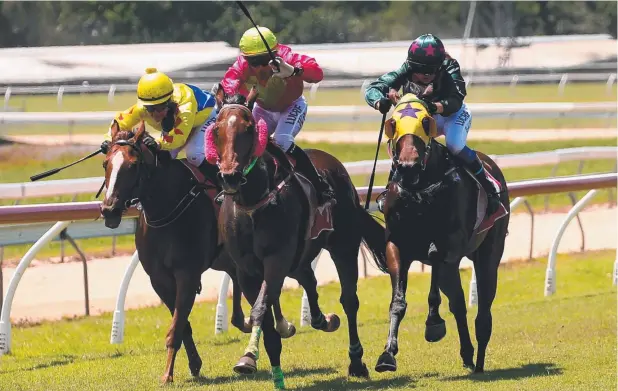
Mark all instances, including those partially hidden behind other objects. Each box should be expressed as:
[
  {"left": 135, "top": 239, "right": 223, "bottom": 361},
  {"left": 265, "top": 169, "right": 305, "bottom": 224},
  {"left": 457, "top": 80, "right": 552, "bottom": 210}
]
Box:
[
  {"left": 466, "top": 155, "right": 500, "bottom": 215},
  {"left": 288, "top": 143, "right": 335, "bottom": 206}
]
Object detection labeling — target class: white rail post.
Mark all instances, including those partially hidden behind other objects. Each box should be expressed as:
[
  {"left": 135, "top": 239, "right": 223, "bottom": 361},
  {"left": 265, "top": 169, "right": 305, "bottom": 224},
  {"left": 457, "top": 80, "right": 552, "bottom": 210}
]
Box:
[
  {"left": 57, "top": 86, "right": 65, "bottom": 109},
  {"left": 215, "top": 273, "right": 231, "bottom": 334},
  {"left": 558, "top": 73, "right": 568, "bottom": 96},
  {"left": 309, "top": 83, "right": 320, "bottom": 101},
  {"left": 3, "top": 87, "right": 11, "bottom": 111},
  {"left": 0, "top": 221, "right": 71, "bottom": 355},
  {"left": 468, "top": 265, "right": 478, "bottom": 307},
  {"left": 613, "top": 248, "right": 618, "bottom": 286},
  {"left": 110, "top": 250, "right": 140, "bottom": 344},
  {"left": 108, "top": 84, "right": 117, "bottom": 106},
  {"left": 300, "top": 254, "right": 320, "bottom": 327},
  {"left": 545, "top": 190, "right": 598, "bottom": 297},
  {"left": 606, "top": 73, "right": 616, "bottom": 96}
]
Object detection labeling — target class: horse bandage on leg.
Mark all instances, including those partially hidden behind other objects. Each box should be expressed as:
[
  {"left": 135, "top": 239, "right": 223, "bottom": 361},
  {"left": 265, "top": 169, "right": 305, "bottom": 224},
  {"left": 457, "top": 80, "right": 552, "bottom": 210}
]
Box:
[
  {"left": 271, "top": 365, "right": 285, "bottom": 389},
  {"left": 244, "top": 325, "right": 262, "bottom": 359}
]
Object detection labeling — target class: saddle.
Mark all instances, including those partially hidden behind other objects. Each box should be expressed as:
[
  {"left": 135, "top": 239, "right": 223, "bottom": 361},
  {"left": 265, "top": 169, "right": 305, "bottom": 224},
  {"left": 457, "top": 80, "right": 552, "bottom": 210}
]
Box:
[
  {"left": 460, "top": 165, "right": 508, "bottom": 235},
  {"left": 266, "top": 143, "right": 334, "bottom": 240}
]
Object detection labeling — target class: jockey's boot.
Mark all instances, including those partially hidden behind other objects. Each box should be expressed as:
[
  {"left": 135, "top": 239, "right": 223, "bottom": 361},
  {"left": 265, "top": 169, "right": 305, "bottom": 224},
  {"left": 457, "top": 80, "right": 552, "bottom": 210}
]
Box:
[
  {"left": 288, "top": 143, "right": 336, "bottom": 206},
  {"left": 376, "top": 164, "right": 396, "bottom": 213},
  {"left": 466, "top": 155, "right": 500, "bottom": 216}
]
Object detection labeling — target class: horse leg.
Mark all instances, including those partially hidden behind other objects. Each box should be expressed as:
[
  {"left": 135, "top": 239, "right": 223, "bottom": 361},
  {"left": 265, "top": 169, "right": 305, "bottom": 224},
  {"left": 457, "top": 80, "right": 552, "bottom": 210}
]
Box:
[
  {"left": 230, "top": 273, "right": 252, "bottom": 333},
  {"left": 473, "top": 259, "right": 499, "bottom": 373},
  {"left": 272, "top": 297, "right": 296, "bottom": 338},
  {"left": 375, "top": 241, "right": 411, "bottom": 373},
  {"left": 161, "top": 269, "right": 200, "bottom": 384},
  {"left": 438, "top": 262, "right": 475, "bottom": 370},
  {"left": 150, "top": 272, "right": 202, "bottom": 382},
  {"left": 295, "top": 266, "right": 340, "bottom": 333},
  {"left": 329, "top": 243, "right": 369, "bottom": 378},
  {"left": 425, "top": 244, "right": 446, "bottom": 342}
]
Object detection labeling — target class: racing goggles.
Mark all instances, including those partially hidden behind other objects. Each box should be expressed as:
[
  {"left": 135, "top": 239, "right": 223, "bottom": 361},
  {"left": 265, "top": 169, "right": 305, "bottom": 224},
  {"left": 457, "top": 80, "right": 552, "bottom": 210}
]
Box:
[
  {"left": 145, "top": 102, "right": 169, "bottom": 113},
  {"left": 245, "top": 54, "right": 273, "bottom": 67},
  {"left": 409, "top": 62, "right": 441, "bottom": 76}
]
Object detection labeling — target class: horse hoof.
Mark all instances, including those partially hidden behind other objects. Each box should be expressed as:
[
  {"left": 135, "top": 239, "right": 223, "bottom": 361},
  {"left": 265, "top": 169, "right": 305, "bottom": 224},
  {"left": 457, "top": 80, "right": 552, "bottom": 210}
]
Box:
[
  {"left": 349, "top": 361, "right": 369, "bottom": 378},
  {"left": 473, "top": 366, "right": 484, "bottom": 374},
  {"left": 276, "top": 322, "right": 296, "bottom": 339},
  {"left": 233, "top": 354, "right": 257, "bottom": 375},
  {"left": 463, "top": 363, "right": 476, "bottom": 372},
  {"left": 160, "top": 374, "right": 173, "bottom": 384},
  {"left": 424, "top": 321, "right": 446, "bottom": 342},
  {"left": 231, "top": 316, "right": 252, "bottom": 334},
  {"left": 375, "top": 352, "right": 397, "bottom": 373},
  {"left": 323, "top": 313, "right": 340, "bottom": 332},
  {"left": 189, "top": 357, "right": 202, "bottom": 377}
]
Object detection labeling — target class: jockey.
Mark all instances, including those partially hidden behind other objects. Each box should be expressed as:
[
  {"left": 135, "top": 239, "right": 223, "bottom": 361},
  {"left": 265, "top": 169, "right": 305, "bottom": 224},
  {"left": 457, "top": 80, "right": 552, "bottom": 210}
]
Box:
[
  {"left": 220, "top": 26, "right": 335, "bottom": 206},
  {"left": 101, "top": 67, "right": 219, "bottom": 182},
  {"left": 364, "top": 33, "right": 500, "bottom": 215}
]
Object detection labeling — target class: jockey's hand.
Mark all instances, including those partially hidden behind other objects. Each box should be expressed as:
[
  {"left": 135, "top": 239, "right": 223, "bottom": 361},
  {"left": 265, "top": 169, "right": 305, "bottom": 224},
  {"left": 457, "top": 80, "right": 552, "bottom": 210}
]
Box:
[
  {"left": 387, "top": 88, "right": 401, "bottom": 104},
  {"left": 100, "top": 140, "right": 111, "bottom": 154},
  {"left": 376, "top": 97, "right": 392, "bottom": 115},
  {"left": 269, "top": 56, "right": 296, "bottom": 78},
  {"left": 143, "top": 134, "right": 160, "bottom": 151},
  {"left": 420, "top": 97, "right": 438, "bottom": 115}
]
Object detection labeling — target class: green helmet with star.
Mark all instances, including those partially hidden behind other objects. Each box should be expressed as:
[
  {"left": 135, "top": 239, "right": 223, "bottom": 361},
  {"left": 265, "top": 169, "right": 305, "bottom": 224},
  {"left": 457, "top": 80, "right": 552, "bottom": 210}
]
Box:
[{"left": 406, "top": 33, "right": 446, "bottom": 74}]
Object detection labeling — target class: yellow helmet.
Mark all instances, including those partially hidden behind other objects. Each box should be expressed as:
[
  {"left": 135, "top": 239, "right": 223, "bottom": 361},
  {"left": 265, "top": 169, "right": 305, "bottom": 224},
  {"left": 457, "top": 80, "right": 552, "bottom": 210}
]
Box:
[
  {"left": 136, "top": 68, "right": 174, "bottom": 106},
  {"left": 239, "top": 26, "right": 278, "bottom": 56}
]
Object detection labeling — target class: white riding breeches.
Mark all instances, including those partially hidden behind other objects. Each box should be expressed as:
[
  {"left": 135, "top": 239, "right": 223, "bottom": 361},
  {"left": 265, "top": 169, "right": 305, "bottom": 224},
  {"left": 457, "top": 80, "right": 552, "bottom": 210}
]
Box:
[
  {"left": 434, "top": 103, "right": 472, "bottom": 155},
  {"left": 169, "top": 108, "right": 218, "bottom": 166},
  {"left": 252, "top": 95, "right": 308, "bottom": 152}
]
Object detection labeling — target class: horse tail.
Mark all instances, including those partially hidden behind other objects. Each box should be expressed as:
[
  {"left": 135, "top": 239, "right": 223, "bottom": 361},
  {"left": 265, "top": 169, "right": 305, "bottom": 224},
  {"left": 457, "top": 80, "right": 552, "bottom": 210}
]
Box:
[{"left": 356, "top": 206, "right": 389, "bottom": 274}]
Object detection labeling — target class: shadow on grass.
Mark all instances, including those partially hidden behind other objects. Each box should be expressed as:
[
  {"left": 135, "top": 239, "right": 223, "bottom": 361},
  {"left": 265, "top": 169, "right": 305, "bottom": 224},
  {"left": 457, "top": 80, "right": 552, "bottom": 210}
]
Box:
[
  {"left": 442, "top": 362, "right": 563, "bottom": 382},
  {"left": 291, "top": 374, "right": 417, "bottom": 390},
  {"left": 186, "top": 366, "right": 338, "bottom": 386}
]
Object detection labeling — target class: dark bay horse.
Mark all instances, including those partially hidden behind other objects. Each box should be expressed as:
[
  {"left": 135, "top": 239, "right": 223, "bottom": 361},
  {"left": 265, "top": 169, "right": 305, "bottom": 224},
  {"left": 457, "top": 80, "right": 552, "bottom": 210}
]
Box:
[
  {"left": 100, "top": 121, "right": 294, "bottom": 384},
  {"left": 373, "top": 94, "right": 510, "bottom": 374},
  {"left": 207, "top": 86, "right": 387, "bottom": 389}
]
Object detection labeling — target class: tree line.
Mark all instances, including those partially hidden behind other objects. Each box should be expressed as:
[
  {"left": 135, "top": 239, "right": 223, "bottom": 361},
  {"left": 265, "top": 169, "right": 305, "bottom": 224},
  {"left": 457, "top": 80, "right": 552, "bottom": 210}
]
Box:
[{"left": 0, "top": 1, "right": 615, "bottom": 48}]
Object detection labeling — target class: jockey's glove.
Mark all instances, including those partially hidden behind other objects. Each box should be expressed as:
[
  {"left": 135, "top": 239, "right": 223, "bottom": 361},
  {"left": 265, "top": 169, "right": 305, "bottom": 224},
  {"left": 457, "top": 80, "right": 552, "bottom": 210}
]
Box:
[
  {"left": 143, "top": 134, "right": 160, "bottom": 151},
  {"left": 100, "top": 140, "right": 111, "bottom": 154},
  {"left": 377, "top": 97, "right": 392, "bottom": 115},
  {"left": 270, "top": 56, "right": 297, "bottom": 79},
  {"left": 420, "top": 97, "right": 438, "bottom": 115}
]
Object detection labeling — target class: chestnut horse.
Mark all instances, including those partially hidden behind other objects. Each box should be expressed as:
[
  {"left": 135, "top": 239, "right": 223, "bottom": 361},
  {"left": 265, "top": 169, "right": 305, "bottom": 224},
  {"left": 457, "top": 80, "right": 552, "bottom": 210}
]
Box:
[
  {"left": 206, "top": 85, "right": 387, "bottom": 389},
  {"left": 373, "top": 94, "right": 510, "bottom": 374},
  {"left": 100, "top": 121, "right": 294, "bottom": 384}
]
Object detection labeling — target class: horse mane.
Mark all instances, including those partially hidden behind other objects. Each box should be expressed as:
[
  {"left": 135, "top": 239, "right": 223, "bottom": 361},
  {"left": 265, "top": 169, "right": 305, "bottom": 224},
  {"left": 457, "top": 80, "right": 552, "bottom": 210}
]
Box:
[
  {"left": 224, "top": 94, "right": 247, "bottom": 106},
  {"left": 112, "top": 130, "right": 135, "bottom": 142}
]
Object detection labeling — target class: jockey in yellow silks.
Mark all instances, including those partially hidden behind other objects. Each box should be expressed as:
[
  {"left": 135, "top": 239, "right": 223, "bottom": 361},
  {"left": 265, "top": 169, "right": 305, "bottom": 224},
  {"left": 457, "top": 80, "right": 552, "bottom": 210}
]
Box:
[{"left": 102, "top": 67, "right": 219, "bottom": 178}]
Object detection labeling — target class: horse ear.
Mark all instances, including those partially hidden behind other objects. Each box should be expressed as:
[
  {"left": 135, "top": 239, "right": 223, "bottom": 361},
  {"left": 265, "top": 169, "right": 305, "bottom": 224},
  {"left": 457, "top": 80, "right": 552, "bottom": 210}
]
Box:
[
  {"left": 110, "top": 120, "right": 120, "bottom": 140},
  {"left": 213, "top": 83, "right": 225, "bottom": 109},
  {"left": 247, "top": 86, "right": 259, "bottom": 110},
  {"left": 421, "top": 116, "right": 437, "bottom": 138},
  {"left": 132, "top": 121, "right": 146, "bottom": 141}
]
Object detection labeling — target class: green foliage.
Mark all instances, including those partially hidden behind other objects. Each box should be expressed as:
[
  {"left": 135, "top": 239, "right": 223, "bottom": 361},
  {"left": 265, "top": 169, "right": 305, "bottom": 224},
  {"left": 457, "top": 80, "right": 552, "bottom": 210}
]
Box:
[{"left": 0, "top": 1, "right": 615, "bottom": 47}]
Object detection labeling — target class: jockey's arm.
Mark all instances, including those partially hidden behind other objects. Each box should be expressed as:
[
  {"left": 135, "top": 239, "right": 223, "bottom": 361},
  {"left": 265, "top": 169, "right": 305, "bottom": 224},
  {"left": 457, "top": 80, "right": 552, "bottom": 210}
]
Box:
[
  {"left": 285, "top": 51, "right": 323, "bottom": 83},
  {"left": 438, "top": 59, "right": 467, "bottom": 116},
  {"left": 157, "top": 101, "right": 197, "bottom": 151},
  {"left": 104, "top": 104, "right": 143, "bottom": 141},
  {"left": 221, "top": 58, "right": 251, "bottom": 96},
  {"left": 364, "top": 63, "right": 409, "bottom": 109}
]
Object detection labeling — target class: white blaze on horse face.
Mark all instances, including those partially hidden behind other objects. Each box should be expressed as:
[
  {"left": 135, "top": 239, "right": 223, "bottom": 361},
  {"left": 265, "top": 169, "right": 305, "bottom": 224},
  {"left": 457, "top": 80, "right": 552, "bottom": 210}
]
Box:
[
  {"left": 227, "top": 115, "right": 237, "bottom": 128},
  {"left": 106, "top": 151, "right": 125, "bottom": 200}
]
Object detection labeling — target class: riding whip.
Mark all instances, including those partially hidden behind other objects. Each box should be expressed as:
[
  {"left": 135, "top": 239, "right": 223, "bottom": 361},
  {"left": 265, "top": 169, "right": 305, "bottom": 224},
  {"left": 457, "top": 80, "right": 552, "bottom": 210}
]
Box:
[
  {"left": 364, "top": 112, "right": 387, "bottom": 210},
  {"left": 235, "top": 1, "right": 280, "bottom": 72},
  {"left": 30, "top": 149, "right": 103, "bottom": 181}
]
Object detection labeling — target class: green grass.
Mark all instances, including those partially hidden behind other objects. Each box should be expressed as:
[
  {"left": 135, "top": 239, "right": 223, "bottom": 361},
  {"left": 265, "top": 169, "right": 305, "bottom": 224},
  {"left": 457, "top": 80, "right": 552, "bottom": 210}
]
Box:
[{"left": 0, "top": 250, "right": 615, "bottom": 390}]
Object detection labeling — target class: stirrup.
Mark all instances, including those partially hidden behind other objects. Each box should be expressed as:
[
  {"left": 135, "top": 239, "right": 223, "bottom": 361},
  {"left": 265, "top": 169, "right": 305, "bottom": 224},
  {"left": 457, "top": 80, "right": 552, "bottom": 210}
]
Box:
[{"left": 376, "top": 190, "right": 388, "bottom": 213}]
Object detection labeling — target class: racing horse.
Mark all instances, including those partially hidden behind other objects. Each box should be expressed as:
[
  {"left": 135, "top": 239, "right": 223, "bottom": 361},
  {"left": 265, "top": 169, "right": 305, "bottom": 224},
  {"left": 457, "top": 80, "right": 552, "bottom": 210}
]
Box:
[
  {"left": 206, "top": 85, "right": 387, "bottom": 389},
  {"left": 373, "top": 93, "right": 510, "bottom": 374},
  {"left": 100, "top": 121, "right": 295, "bottom": 384}
]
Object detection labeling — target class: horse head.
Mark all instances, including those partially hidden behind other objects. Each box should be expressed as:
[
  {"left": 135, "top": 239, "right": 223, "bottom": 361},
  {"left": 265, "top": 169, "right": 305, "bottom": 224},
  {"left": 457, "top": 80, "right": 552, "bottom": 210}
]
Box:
[
  {"left": 101, "top": 120, "right": 155, "bottom": 228},
  {"left": 385, "top": 93, "right": 438, "bottom": 186},
  {"left": 205, "top": 83, "right": 268, "bottom": 194}
]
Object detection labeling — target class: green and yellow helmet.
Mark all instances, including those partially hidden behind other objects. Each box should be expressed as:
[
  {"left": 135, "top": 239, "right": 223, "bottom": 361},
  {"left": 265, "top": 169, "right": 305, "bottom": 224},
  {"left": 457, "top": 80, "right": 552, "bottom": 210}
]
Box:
[
  {"left": 239, "top": 26, "right": 279, "bottom": 57},
  {"left": 136, "top": 68, "right": 174, "bottom": 106}
]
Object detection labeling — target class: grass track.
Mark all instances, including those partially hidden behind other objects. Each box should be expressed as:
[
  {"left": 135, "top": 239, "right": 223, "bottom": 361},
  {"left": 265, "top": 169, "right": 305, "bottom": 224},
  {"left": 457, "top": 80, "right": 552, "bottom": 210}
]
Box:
[{"left": 0, "top": 250, "right": 615, "bottom": 390}]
